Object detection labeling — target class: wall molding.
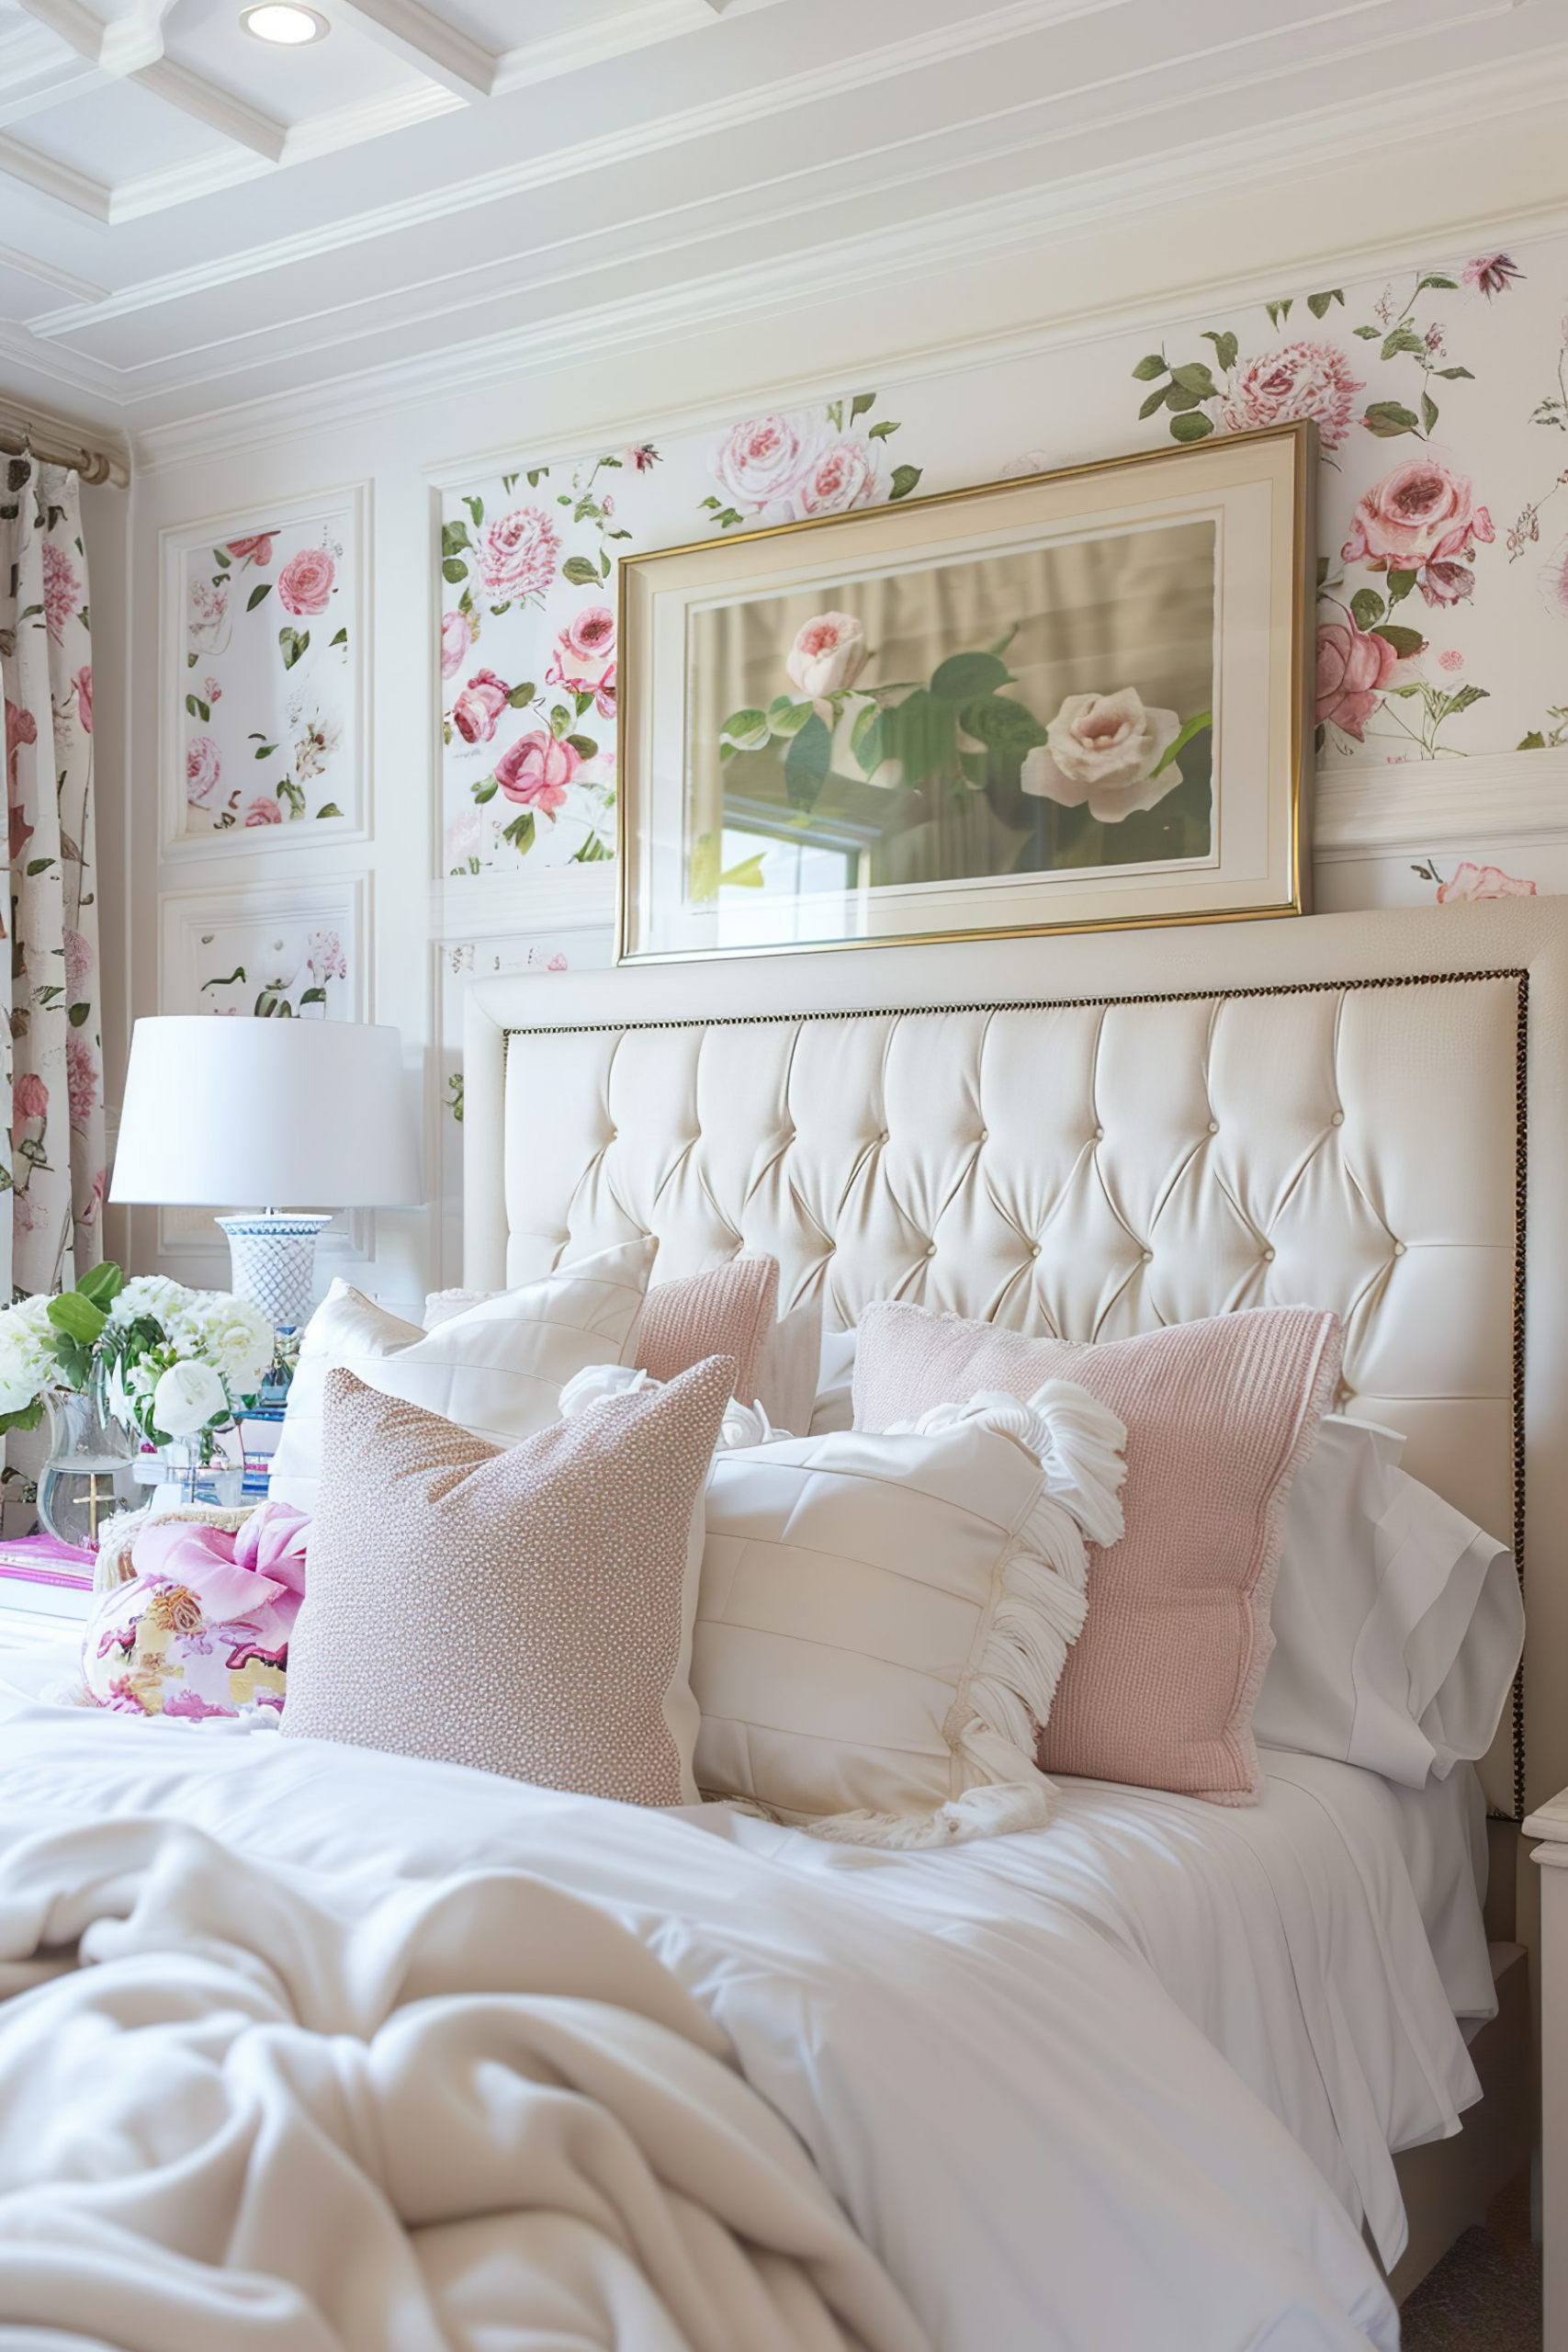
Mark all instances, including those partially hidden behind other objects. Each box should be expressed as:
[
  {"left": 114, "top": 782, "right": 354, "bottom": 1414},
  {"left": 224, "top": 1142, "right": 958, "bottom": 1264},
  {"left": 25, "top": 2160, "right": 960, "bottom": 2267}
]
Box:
[
  {"left": 431, "top": 868, "right": 616, "bottom": 945},
  {"left": 1314, "top": 751, "right": 1568, "bottom": 863}
]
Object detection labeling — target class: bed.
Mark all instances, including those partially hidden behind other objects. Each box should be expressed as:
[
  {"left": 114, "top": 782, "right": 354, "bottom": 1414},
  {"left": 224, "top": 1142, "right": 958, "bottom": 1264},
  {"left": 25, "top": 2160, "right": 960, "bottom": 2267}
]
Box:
[{"left": 1, "top": 891, "right": 1562, "bottom": 2350}]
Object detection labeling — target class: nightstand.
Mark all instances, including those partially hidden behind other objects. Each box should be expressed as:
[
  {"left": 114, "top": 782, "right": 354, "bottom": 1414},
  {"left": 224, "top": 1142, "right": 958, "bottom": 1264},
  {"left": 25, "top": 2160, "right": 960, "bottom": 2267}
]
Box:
[{"left": 1529, "top": 1788, "right": 1568, "bottom": 2348}]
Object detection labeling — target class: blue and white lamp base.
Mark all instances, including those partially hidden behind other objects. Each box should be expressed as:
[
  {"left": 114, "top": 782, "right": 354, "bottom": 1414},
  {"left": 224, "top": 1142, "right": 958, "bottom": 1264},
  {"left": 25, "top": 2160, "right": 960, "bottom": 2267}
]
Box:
[{"left": 216, "top": 1213, "right": 331, "bottom": 1331}]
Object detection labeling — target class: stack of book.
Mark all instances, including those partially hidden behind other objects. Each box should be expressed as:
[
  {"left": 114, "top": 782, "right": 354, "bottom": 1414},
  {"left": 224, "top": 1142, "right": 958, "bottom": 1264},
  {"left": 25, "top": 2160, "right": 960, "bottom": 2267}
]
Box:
[{"left": 0, "top": 1532, "right": 96, "bottom": 1622}]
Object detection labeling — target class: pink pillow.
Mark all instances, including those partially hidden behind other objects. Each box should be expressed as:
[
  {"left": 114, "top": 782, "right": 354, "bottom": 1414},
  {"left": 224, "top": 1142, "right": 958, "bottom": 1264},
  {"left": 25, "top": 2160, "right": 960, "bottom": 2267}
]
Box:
[
  {"left": 853, "top": 1303, "right": 1343, "bottom": 1804},
  {"left": 82, "top": 1502, "right": 310, "bottom": 1722},
  {"left": 635, "top": 1256, "right": 780, "bottom": 1401}
]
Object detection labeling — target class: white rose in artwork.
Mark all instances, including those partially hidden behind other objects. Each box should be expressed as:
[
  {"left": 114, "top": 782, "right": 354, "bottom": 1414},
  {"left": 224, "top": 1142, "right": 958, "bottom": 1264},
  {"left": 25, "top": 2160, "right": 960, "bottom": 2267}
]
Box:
[
  {"left": 152, "top": 1358, "right": 228, "bottom": 1439},
  {"left": 1021, "top": 688, "right": 1182, "bottom": 823},
  {"left": 784, "top": 611, "right": 867, "bottom": 698}
]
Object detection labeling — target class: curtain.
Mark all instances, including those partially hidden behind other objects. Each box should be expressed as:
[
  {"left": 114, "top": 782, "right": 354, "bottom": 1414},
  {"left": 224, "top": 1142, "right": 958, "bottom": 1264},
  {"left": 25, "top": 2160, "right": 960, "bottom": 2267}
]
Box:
[{"left": 0, "top": 454, "right": 106, "bottom": 1298}]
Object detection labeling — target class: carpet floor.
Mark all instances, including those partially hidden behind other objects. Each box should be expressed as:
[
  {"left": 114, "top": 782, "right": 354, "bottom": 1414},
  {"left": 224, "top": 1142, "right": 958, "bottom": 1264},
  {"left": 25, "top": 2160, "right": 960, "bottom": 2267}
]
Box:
[{"left": 1398, "top": 2221, "right": 1541, "bottom": 2348}]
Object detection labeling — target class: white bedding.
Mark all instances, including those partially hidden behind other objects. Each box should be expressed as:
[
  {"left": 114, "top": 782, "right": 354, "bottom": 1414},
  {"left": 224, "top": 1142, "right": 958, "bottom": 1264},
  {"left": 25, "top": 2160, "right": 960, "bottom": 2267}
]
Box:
[{"left": 0, "top": 1688, "right": 1487, "bottom": 2352}]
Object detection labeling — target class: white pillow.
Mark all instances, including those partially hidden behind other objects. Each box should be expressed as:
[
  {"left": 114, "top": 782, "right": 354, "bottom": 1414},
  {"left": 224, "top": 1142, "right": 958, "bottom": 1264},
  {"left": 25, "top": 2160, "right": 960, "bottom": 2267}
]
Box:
[
  {"left": 693, "top": 1382, "right": 1127, "bottom": 1848},
  {"left": 270, "top": 1238, "right": 655, "bottom": 1511},
  {"left": 807, "top": 1326, "right": 858, "bottom": 1435},
  {"left": 1254, "top": 1414, "right": 1524, "bottom": 1787}
]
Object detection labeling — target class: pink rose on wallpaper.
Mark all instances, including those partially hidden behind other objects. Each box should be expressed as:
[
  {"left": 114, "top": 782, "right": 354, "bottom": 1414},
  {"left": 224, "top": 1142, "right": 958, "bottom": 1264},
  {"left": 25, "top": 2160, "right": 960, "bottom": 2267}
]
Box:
[
  {"left": 1437, "top": 862, "right": 1537, "bottom": 902},
  {"left": 785, "top": 612, "right": 867, "bottom": 697},
  {"left": 204, "top": 673, "right": 222, "bottom": 704},
  {"left": 711, "top": 412, "right": 821, "bottom": 511},
  {"left": 475, "top": 506, "right": 561, "bottom": 603},
  {"left": 1461, "top": 254, "right": 1523, "bottom": 300},
  {"left": 186, "top": 735, "right": 221, "bottom": 806},
  {"left": 1217, "top": 341, "right": 1362, "bottom": 450},
  {"left": 73, "top": 666, "right": 93, "bottom": 733},
  {"left": 63, "top": 927, "right": 93, "bottom": 993},
  {"left": 495, "top": 729, "right": 580, "bottom": 815},
  {"left": 65, "top": 1033, "right": 97, "bottom": 1128},
  {"left": 307, "top": 928, "right": 347, "bottom": 981},
  {"left": 1341, "top": 458, "right": 1493, "bottom": 607},
  {"left": 592, "top": 662, "right": 615, "bottom": 720},
  {"left": 452, "top": 669, "right": 512, "bottom": 744},
  {"left": 441, "top": 608, "right": 474, "bottom": 678},
  {"left": 1314, "top": 614, "right": 1420, "bottom": 741},
  {"left": 12, "top": 1071, "right": 48, "bottom": 1139},
  {"left": 545, "top": 605, "right": 615, "bottom": 695},
  {"left": 227, "top": 534, "right": 276, "bottom": 566},
  {"left": 5, "top": 698, "right": 37, "bottom": 795},
  {"left": 245, "top": 795, "right": 282, "bottom": 826},
  {"left": 41, "top": 538, "right": 80, "bottom": 641},
  {"left": 277, "top": 548, "right": 336, "bottom": 616},
  {"left": 795, "top": 438, "right": 878, "bottom": 517}
]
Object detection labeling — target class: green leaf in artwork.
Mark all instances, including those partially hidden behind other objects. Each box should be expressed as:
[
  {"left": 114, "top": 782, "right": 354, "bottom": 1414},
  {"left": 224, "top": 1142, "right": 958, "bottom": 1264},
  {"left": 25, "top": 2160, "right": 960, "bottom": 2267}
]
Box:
[
  {"left": 721, "top": 707, "right": 772, "bottom": 751},
  {"left": 784, "top": 713, "right": 833, "bottom": 809},
  {"left": 330, "top": 627, "right": 347, "bottom": 646},
  {"left": 850, "top": 392, "right": 876, "bottom": 420},
  {"left": 767, "top": 696, "right": 814, "bottom": 738},
  {"left": 720, "top": 852, "right": 768, "bottom": 889},
  {"left": 316, "top": 802, "right": 343, "bottom": 819},
  {"left": 1131, "top": 353, "right": 1168, "bottom": 380},
  {"left": 561, "top": 554, "right": 601, "bottom": 586},
  {"left": 507, "top": 681, "right": 536, "bottom": 708},
  {"left": 958, "top": 695, "right": 1045, "bottom": 751},
  {"left": 67, "top": 1001, "right": 91, "bottom": 1027},
  {"left": 1362, "top": 401, "right": 1421, "bottom": 437},
  {"left": 472, "top": 775, "right": 499, "bottom": 804},
  {"left": 442, "top": 559, "right": 467, "bottom": 584},
  {"left": 1150, "top": 707, "right": 1211, "bottom": 777},
  {"left": 1349, "top": 587, "right": 1385, "bottom": 629},
  {"left": 1202, "top": 330, "right": 1239, "bottom": 372},
  {"left": 278, "top": 627, "right": 309, "bottom": 668},
  {"left": 565, "top": 733, "right": 598, "bottom": 759},
  {"left": 867, "top": 420, "right": 898, "bottom": 440},
  {"left": 1139, "top": 386, "right": 1172, "bottom": 420},
  {"left": 441, "top": 520, "right": 471, "bottom": 559},
  {"left": 888, "top": 465, "right": 921, "bottom": 501},
  {"left": 1385, "top": 568, "right": 1419, "bottom": 605},
  {"left": 1169, "top": 361, "right": 1218, "bottom": 397},
  {"left": 1306, "top": 289, "right": 1344, "bottom": 318},
  {"left": 1371, "top": 623, "right": 1425, "bottom": 657},
  {"left": 502, "top": 809, "right": 536, "bottom": 854},
  {"left": 1168, "top": 412, "right": 1214, "bottom": 442},
  {"left": 931, "top": 650, "right": 1010, "bottom": 700},
  {"left": 463, "top": 495, "right": 484, "bottom": 528}
]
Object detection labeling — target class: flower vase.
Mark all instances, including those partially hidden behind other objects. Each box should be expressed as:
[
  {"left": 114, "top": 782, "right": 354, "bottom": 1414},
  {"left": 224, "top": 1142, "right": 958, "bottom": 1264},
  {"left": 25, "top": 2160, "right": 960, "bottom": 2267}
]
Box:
[
  {"left": 149, "top": 1421, "right": 247, "bottom": 1514},
  {"left": 38, "top": 1372, "right": 139, "bottom": 1551}
]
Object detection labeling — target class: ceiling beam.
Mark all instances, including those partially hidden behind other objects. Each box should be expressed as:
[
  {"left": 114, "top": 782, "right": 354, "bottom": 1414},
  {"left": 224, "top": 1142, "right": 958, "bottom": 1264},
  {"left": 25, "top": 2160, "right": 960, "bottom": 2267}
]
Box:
[
  {"left": 133, "top": 59, "right": 289, "bottom": 161},
  {"left": 329, "top": 0, "right": 497, "bottom": 98},
  {"left": 14, "top": 0, "right": 174, "bottom": 75}
]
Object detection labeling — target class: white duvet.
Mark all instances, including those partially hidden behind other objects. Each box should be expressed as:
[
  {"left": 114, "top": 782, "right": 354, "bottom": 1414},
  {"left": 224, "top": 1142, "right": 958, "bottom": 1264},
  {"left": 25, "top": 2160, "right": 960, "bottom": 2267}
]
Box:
[{"left": 0, "top": 1702, "right": 1421, "bottom": 2351}]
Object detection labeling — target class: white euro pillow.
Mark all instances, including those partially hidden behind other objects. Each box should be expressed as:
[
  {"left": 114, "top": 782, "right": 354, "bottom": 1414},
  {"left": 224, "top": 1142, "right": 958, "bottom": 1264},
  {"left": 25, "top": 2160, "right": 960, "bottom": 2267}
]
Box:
[
  {"left": 1254, "top": 1413, "right": 1525, "bottom": 1787},
  {"left": 692, "top": 1382, "right": 1127, "bottom": 1848},
  {"left": 268, "top": 1238, "right": 656, "bottom": 1512}
]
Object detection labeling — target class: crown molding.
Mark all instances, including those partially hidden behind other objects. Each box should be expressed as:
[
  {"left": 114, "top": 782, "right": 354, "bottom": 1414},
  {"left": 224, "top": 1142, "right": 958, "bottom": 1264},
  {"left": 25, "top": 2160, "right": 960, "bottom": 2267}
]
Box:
[
  {"left": 16, "top": 0, "right": 171, "bottom": 74},
  {"left": 0, "top": 127, "right": 110, "bottom": 220},
  {"left": 0, "top": 236, "right": 105, "bottom": 301},
  {"left": 333, "top": 0, "right": 498, "bottom": 98},
  {"left": 1315, "top": 751, "right": 1568, "bottom": 860},
  {"left": 134, "top": 57, "right": 288, "bottom": 162}
]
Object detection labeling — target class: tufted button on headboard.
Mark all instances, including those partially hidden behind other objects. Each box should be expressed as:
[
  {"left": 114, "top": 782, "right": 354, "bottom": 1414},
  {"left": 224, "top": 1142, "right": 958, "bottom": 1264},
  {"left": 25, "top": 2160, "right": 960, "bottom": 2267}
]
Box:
[{"left": 462, "top": 900, "right": 1568, "bottom": 1818}]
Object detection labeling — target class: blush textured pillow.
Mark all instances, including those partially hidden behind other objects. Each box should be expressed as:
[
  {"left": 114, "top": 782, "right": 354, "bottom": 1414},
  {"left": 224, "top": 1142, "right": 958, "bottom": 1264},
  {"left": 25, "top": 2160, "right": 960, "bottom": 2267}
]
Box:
[
  {"left": 281, "top": 1356, "right": 734, "bottom": 1803},
  {"left": 271, "top": 1238, "right": 655, "bottom": 1512},
  {"left": 853, "top": 1302, "right": 1343, "bottom": 1804}
]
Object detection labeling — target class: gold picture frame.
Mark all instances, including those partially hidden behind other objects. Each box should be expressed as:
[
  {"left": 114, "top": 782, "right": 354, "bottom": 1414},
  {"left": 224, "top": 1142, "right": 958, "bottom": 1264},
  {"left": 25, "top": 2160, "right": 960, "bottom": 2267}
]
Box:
[{"left": 615, "top": 419, "right": 1315, "bottom": 964}]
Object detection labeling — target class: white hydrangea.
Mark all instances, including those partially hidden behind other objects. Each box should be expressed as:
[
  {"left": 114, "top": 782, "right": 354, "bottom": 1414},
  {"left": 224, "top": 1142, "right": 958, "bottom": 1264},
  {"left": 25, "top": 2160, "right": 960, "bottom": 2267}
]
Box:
[
  {"left": 0, "top": 1294, "right": 62, "bottom": 1417},
  {"left": 166, "top": 1293, "right": 272, "bottom": 1395},
  {"left": 108, "top": 1273, "right": 197, "bottom": 1333}
]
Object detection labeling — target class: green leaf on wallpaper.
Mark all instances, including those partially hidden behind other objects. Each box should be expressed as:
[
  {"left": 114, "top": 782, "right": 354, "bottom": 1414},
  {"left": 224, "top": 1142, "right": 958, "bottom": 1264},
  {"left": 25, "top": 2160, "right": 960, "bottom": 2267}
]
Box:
[
  {"left": 1421, "top": 390, "right": 1439, "bottom": 435},
  {"left": 1349, "top": 588, "right": 1384, "bottom": 629},
  {"left": 1169, "top": 412, "right": 1214, "bottom": 442},
  {"left": 463, "top": 496, "right": 484, "bottom": 528},
  {"left": 441, "top": 520, "right": 471, "bottom": 559},
  {"left": 1306, "top": 289, "right": 1344, "bottom": 319},
  {"left": 472, "top": 775, "right": 499, "bottom": 803},
  {"left": 525, "top": 469, "right": 544, "bottom": 487},
  {"left": 1202, "top": 331, "right": 1238, "bottom": 372},
  {"left": 548, "top": 704, "right": 571, "bottom": 740},
  {"left": 1315, "top": 555, "right": 1330, "bottom": 585},
  {"left": 784, "top": 713, "right": 832, "bottom": 810},
  {"left": 1382, "top": 328, "right": 1427, "bottom": 361},
  {"left": 1519, "top": 731, "right": 1548, "bottom": 750},
  {"left": 278, "top": 628, "right": 309, "bottom": 668},
  {"left": 1165, "top": 382, "right": 1206, "bottom": 413},
  {"left": 600, "top": 550, "right": 612, "bottom": 577},
  {"left": 851, "top": 392, "right": 876, "bottom": 421},
  {"left": 868, "top": 420, "right": 898, "bottom": 440},
  {"left": 1443, "top": 684, "right": 1489, "bottom": 718},
  {"left": 330, "top": 627, "right": 347, "bottom": 647},
  {"left": 1169, "top": 362, "right": 1218, "bottom": 397},
  {"left": 1265, "top": 299, "right": 1293, "bottom": 329},
  {"left": 316, "top": 803, "right": 343, "bottom": 819},
  {"left": 442, "top": 559, "right": 467, "bottom": 584},
  {"left": 1416, "top": 275, "right": 1458, "bottom": 292},
  {"left": 1138, "top": 386, "right": 1171, "bottom": 420},
  {"left": 213, "top": 548, "right": 231, "bottom": 569},
  {"left": 1434, "top": 367, "right": 1474, "bottom": 380},
  {"left": 246, "top": 582, "right": 272, "bottom": 612},
  {"left": 573, "top": 834, "right": 609, "bottom": 864},
  {"left": 506, "top": 681, "right": 536, "bottom": 708},
  {"left": 254, "top": 742, "right": 277, "bottom": 759},
  {"left": 1362, "top": 401, "right": 1421, "bottom": 438},
  {"left": 187, "top": 651, "right": 197, "bottom": 668},
  {"left": 560, "top": 555, "right": 600, "bottom": 587},
  {"left": 1352, "top": 324, "right": 1381, "bottom": 340},
  {"left": 1371, "top": 624, "right": 1425, "bottom": 658},
  {"left": 1385, "top": 569, "right": 1418, "bottom": 604},
  {"left": 502, "top": 810, "right": 536, "bottom": 854},
  {"left": 25, "top": 858, "right": 52, "bottom": 876},
  {"left": 574, "top": 688, "right": 595, "bottom": 718},
  {"left": 67, "top": 1001, "right": 90, "bottom": 1027},
  {"left": 888, "top": 465, "right": 922, "bottom": 501},
  {"left": 931, "top": 650, "right": 1010, "bottom": 700},
  {"left": 299, "top": 987, "right": 327, "bottom": 1008},
  {"left": 1131, "top": 353, "right": 1168, "bottom": 380},
  {"left": 566, "top": 734, "right": 598, "bottom": 760}
]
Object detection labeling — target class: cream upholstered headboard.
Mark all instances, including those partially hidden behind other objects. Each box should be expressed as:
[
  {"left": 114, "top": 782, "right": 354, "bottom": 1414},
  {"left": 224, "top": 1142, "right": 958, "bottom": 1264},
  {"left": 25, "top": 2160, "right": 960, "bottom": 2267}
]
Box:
[{"left": 464, "top": 898, "right": 1568, "bottom": 1820}]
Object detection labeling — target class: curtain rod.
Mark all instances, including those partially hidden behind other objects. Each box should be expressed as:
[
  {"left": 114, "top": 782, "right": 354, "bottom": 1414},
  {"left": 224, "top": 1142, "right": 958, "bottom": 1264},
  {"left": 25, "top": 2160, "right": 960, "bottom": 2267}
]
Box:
[{"left": 0, "top": 418, "right": 130, "bottom": 492}]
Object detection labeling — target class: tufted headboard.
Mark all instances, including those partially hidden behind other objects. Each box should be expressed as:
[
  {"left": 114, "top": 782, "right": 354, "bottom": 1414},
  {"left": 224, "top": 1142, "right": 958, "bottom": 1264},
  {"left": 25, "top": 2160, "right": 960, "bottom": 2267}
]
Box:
[{"left": 464, "top": 898, "right": 1568, "bottom": 1820}]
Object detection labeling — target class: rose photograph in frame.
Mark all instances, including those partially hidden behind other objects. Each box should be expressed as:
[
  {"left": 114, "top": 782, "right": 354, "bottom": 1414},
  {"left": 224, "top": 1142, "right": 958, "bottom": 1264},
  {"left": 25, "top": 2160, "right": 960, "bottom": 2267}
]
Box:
[{"left": 616, "top": 422, "right": 1314, "bottom": 961}]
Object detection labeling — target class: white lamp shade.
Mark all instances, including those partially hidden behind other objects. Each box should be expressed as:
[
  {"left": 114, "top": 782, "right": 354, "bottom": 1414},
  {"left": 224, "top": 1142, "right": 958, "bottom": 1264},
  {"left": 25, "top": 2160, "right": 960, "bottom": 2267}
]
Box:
[{"left": 110, "top": 1017, "right": 423, "bottom": 1209}]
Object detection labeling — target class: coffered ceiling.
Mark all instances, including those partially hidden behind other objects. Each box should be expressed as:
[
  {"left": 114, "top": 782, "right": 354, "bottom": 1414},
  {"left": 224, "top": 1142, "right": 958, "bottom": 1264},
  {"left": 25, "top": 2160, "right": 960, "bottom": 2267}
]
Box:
[{"left": 3, "top": 0, "right": 1567, "bottom": 457}]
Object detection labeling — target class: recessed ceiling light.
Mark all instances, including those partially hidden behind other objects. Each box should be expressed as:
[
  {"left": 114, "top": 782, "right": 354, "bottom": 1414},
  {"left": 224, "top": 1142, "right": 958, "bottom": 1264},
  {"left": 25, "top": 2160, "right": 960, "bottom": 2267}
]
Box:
[{"left": 242, "top": 4, "right": 329, "bottom": 43}]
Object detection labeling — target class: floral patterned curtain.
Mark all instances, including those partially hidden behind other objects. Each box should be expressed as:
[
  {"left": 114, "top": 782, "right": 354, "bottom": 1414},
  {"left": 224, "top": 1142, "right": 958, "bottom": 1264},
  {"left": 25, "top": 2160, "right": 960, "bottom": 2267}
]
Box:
[{"left": 0, "top": 454, "right": 106, "bottom": 1301}]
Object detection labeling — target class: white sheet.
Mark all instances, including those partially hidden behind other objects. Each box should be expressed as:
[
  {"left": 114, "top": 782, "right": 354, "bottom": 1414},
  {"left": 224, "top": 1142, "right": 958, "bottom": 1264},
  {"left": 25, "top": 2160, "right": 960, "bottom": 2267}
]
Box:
[{"left": 0, "top": 1696, "right": 1423, "bottom": 2351}]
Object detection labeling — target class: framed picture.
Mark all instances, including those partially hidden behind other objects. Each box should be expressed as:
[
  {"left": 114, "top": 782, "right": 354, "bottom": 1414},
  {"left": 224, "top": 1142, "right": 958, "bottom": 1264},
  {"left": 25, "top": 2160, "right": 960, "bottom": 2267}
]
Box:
[
  {"left": 616, "top": 422, "right": 1314, "bottom": 962},
  {"left": 161, "top": 483, "right": 369, "bottom": 853}
]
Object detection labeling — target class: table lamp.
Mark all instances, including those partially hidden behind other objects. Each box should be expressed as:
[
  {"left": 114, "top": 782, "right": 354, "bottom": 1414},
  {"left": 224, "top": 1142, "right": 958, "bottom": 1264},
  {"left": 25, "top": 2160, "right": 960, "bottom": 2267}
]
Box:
[{"left": 109, "top": 1017, "right": 423, "bottom": 1328}]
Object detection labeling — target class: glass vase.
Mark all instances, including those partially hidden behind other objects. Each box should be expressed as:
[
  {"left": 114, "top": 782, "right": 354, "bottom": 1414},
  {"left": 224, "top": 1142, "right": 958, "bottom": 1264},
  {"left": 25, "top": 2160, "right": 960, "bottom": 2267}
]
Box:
[
  {"left": 38, "top": 1368, "right": 139, "bottom": 1552},
  {"left": 146, "top": 1421, "right": 247, "bottom": 1512}
]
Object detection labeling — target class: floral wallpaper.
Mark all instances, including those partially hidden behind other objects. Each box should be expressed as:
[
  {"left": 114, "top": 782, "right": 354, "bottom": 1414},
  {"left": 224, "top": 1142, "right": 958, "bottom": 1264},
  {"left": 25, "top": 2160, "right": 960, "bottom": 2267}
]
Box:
[
  {"left": 439, "top": 227, "right": 1568, "bottom": 891},
  {"left": 179, "top": 503, "right": 356, "bottom": 836}
]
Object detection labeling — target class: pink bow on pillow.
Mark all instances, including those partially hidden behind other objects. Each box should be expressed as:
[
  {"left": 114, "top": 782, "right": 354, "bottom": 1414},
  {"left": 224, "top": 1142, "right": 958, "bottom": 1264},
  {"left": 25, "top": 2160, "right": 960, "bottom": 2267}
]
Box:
[{"left": 84, "top": 1501, "right": 311, "bottom": 1723}]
